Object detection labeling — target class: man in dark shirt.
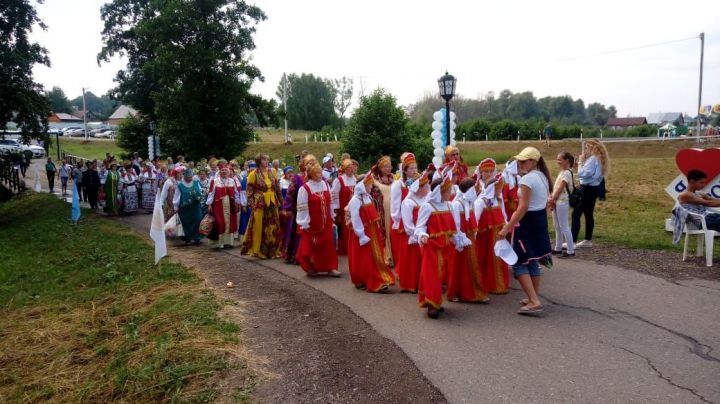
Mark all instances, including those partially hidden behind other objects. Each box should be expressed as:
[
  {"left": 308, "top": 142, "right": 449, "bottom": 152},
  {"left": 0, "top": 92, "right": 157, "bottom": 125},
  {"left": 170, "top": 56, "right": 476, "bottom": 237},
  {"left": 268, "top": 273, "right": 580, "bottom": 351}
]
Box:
[{"left": 83, "top": 161, "right": 101, "bottom": 210}]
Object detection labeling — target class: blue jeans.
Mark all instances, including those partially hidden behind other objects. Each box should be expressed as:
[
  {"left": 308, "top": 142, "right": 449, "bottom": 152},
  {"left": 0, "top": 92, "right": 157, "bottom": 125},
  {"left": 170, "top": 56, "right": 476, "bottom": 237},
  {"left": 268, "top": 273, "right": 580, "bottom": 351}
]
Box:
[{"left": 513, "top": 260, "right": 543, "bottom": 277}]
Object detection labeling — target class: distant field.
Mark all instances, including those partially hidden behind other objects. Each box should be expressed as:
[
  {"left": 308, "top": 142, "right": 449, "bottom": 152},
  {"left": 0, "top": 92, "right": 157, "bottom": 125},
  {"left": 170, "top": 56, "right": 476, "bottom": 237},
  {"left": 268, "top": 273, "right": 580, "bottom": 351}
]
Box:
[{"left": 49, "top": 137, "right": 124, "bottom": 161}]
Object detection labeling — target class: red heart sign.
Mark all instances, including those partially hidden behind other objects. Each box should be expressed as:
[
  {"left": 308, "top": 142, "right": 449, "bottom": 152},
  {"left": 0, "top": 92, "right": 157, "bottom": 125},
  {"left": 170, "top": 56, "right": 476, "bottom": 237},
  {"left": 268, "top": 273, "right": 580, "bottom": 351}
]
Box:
[{"left": 675, "top": 148, "right": 720, "bottom": 180}]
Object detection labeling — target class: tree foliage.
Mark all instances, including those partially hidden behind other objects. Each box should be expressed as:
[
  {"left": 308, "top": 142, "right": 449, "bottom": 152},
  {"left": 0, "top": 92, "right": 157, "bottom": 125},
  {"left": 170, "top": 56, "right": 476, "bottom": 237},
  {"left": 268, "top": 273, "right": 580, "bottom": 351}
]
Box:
[
  {"left": 47, "top": 87, "right": 72, "bottom": 114},
  {"left": 0, "top": 0, "right": 50, "bottom": 140},
  {"left": 333, "top": 76, "right": 353, "bottom": 126},
  {"left": 115, "top": 114, "right": 149, "bottom": 158},
  {"left": 407, "top": 90, "right": 616, "bottom": 127},
  {"left": 279, "top": 73, "right": 338, "bottom": 131},
  {"left": 342, "top": 89, "right": 412, "bottom": 165},
  {"left": 98, "top": 0, "right": 269, "bottom": 160},
  {"left": 69, "top": 91, "right": 120, "bottom": 121}
]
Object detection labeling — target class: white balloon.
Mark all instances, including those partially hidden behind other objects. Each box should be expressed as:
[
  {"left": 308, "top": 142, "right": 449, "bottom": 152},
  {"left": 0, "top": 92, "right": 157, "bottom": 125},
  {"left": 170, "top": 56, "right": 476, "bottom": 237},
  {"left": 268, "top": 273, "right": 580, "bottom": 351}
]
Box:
[
  {"left": 431, "top": 130, "right": 441, "bottom": 140},
  {"left": 431, "top": 121, "right": 442, "bottom": 131},
  {"left": 450, "top": 140, "right": 457, "bottom": 146},
  {"left": 450, "top": 111, "right": 456, "bottom": 121},
  {"left": 432, "top": 139, "right": 442, "bottom": 149},
  {"left": 450, "top": 130, "right": 456, "bottom": 139},
  {"left": 434, "top": 148, "right": 445, "bottom": 158},
  {"left": 450, "top": 121, "right": 457, "bottom": 130},
  {"left": 433, "top": 111, "right": 443, "bottom": 121},
  {"left": 432, "top": 156, "right": 443, "bottom": 167}
]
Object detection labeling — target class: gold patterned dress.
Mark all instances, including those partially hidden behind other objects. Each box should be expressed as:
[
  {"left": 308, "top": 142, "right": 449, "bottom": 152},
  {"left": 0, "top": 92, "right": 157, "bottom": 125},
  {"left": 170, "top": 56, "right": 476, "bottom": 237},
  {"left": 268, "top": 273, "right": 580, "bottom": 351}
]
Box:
[{"left": 241, "top": 169, "right": 282, "bottom": 259}]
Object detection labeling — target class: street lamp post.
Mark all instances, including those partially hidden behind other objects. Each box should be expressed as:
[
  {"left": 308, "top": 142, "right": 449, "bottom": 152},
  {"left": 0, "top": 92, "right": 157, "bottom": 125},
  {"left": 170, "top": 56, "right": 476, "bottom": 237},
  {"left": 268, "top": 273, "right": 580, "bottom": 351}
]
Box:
[{"left": 437, "top": 71, "right": 456, "bottom": 148}]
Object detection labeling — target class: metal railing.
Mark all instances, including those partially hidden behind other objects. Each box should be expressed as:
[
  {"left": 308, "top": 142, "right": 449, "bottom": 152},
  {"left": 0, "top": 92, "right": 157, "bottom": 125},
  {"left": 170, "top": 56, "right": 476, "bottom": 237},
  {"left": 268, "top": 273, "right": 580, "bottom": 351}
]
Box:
[{"left": 0, "top": 157, "right": 25, "bottom": 194}]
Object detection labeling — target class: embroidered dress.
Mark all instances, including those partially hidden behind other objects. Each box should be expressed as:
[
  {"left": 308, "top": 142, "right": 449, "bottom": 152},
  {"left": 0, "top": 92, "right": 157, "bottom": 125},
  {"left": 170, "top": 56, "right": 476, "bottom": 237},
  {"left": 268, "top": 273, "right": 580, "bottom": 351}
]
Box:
[
  {"left": 347, "top": 191, "right": 395, "bottom": 292},
  {"left": 371, "top": 175, "right": 394, "bottom": 265},
  {"left": 139, "top": 172, "right": 158, "bottom": 210},
  {"left": 281, "top": 174, "right": 304, "bottom": 262},
  {"left": 174, "top": 178, "right": 204, "bottom": 241},
  {"left": 448, "top": 196, "right": 489, "bottom": 302},
  {"left": 238, "top": 174, "right": 251, "bottom": 235},
  {"left": 331, "top": 174, "right": 355, "bottom": 256},
  {"left": 120, "top": 173, "right": 139, "bottom": 214},
  {"left": 296, "top": 180, "right": 338, "bottom": 274},
  {"left": 160, "top": 177, "right": 177, "bottom": 219},
  {"left": 475, "top": 182, "right": 510, "bottom": 294},
  {"left": 415, "top": 202, "right": 458, "bottom": 310},
  {"left": 398, "top": 195, "right": 423, "bottom": 292},
  {"left": 198, "top": 177, "right": 210, "bottom": 216},
  {"left": 206, "top": 177, "right": 239, "bottom": 248},
  {"left": 103, "top": 170, "right": 120, "bottom": 215},
  {"left": 241, "top": 169, "right": 282, "bottom": 259},
  {"left": 390, "top": 180, "right": 409, "bottom": 272}
]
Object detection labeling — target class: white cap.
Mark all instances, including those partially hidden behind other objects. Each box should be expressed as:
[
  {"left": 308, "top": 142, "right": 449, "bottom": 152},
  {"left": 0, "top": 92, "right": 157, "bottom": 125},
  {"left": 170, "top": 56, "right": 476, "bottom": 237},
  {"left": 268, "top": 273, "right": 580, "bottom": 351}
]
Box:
[
  {"left": 323, "top": 156, "right": 332, "bottom": 164},
  {"left": 494, "top": 239, "right": 518, "bottom": 265}
]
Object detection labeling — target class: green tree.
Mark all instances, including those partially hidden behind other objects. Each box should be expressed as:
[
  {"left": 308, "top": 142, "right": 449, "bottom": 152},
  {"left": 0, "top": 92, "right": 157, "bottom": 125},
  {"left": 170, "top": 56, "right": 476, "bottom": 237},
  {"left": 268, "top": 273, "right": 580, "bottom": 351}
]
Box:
[
  {"left": 0, "top": 0, "right": 50, "bottom": 139},
  {"left": 69, "top": 91, "right": 120, "bottom": 120},
  {"left": 283, "top": 73, "right": 338, "bottom": 131},
  {"left": 342, "top": 88, "right": 412, "bottom": 165},
  {"left": 47, "top": 86, "right": 72, "bottom": 113},
  {"left": 115, "top": 115, "right": 150, "bottom": 158},
  {"left": 98, "top": 0, "right": 269, "bottom": 160},
  {"left": 333, "top": 76, "right": 353, "bottom": 127}
]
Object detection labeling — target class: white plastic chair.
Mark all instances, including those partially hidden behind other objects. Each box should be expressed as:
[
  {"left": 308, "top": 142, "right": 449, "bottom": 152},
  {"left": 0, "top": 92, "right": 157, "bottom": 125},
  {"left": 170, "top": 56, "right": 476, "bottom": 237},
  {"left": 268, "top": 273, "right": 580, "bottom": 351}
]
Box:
[{"left": 681, "top": 208, "right": 719, "bottom": 267}]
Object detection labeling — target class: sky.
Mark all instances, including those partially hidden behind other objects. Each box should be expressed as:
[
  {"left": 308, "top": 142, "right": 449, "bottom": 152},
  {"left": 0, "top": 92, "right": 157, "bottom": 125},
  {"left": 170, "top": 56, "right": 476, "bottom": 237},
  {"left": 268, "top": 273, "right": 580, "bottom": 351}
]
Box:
[{"left": 30, "top": 0, "right": 720, "bottom": 118}]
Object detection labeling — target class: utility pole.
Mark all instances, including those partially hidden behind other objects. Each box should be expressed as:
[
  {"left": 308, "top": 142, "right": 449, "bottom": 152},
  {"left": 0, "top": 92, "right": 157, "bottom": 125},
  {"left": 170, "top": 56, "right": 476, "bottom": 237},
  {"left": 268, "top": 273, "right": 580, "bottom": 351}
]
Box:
[
  {"left": 282, "top": 73, "right": 288, "bottom": 144},
  {"left": 697, "top": 32, "right": 704, "bottom": 142},
  {"left": 82, "top": 87, "right": 88, "bottom": 142}
]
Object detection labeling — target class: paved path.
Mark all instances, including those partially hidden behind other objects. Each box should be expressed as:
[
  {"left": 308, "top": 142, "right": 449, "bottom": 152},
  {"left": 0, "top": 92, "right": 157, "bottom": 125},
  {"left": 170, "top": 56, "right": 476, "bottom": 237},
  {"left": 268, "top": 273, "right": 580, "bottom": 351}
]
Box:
[{"left": 29, "top": 160, "right": 720, "bottom": 403}]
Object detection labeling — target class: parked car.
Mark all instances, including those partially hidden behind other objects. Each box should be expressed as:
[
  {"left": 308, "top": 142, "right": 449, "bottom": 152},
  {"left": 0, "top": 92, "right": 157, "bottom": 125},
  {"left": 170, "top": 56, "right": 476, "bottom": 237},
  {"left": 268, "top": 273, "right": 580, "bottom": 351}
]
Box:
[
  {"left": 68, "top": 129, "right": 86, "bottom": 137},
  {"left": 0, "top": 139, "right": 45, "bottom": 158},
  {"left": 0, "top": 139, "right": 23, "bottom": 155},
  {"left": 60, "top": 126, "right": 81, "bottom": 135},
  {"left": 95, "top": 130, "right": 115, "bottom": 139}
]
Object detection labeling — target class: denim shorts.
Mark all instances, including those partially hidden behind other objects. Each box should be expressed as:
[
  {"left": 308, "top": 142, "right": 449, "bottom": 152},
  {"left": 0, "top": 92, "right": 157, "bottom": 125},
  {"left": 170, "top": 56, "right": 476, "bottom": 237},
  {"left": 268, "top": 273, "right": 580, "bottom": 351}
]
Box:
[{"left": 513, "top": 260, "right": 543, "bottom": 277}]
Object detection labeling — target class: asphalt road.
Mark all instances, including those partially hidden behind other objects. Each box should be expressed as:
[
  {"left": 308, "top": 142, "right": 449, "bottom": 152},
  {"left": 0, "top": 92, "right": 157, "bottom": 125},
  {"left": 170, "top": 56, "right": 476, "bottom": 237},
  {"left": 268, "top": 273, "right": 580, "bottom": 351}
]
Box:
[{"left": 30, "top": 162, "right": 720, "bottom": 403}]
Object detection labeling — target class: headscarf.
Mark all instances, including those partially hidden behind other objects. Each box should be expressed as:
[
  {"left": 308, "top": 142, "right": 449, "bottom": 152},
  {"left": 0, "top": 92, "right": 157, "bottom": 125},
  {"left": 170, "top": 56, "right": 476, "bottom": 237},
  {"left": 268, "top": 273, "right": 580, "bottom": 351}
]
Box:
[
  {"left": 283, "top": 166, "right": 294, "bottom": 175},
  {"left": 428, "top": 165, "right": 454, "bottom": 203},
  {"left": 409, "top": 170, "right": 430, "bottom": 194},
  {"left": 501, "top": 160, "right": 518, "bottom": 189},
  {"left": 183, "top": 167, "right": 194, "bottom": 178}
]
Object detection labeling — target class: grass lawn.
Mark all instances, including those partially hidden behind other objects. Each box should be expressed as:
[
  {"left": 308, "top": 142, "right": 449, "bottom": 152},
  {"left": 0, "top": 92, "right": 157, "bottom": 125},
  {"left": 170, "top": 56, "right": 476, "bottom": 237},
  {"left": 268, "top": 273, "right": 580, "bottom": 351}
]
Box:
[
  {"left": 49, "top": 137, "right": 124, "bottom": 161},
  {"left": 0, "top": 193, "right": 253, "bottom": 402}
]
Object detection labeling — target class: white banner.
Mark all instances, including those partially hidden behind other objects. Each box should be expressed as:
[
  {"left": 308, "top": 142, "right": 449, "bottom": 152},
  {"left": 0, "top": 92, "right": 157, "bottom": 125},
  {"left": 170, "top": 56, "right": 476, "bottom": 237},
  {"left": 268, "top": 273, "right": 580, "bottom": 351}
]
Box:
[{"left": 665, "top": 174, "right": 720, "bottom": 212}]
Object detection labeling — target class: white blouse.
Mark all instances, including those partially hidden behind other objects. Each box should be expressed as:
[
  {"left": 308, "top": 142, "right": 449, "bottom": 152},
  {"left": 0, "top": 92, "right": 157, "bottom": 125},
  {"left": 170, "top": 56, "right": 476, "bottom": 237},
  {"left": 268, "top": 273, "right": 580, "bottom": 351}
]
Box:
[
  {"left": 296, "top": 179, "right": 333, "bottom": 230},
  {"left": 331, "top": 174, "right": 356, "bottom": 210},
  {"left": 347, "top": 193, "right": 373, "bottom": 245},
  {"left": 414, "top": 201, "right": 468, "bottom": 251},
  {"left": 390, "top": 179, "right": 407, "bottom": 229},
  {"left": 401, "top": 194, "right": 424, "bottom": 244},
  {"left": 205, "top": 177, "right": 241, "bottom": 206}
]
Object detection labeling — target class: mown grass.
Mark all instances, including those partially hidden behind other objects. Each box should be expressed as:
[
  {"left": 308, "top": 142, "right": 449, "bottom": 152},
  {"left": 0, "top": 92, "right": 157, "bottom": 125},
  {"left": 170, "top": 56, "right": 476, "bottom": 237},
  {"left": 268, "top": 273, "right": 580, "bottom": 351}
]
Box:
[
  {"left": 0, "top": 193, "right": 253, "bottom": 402},
  {"left": 48, "top": 137, "right": 124, "bottom": 161}
]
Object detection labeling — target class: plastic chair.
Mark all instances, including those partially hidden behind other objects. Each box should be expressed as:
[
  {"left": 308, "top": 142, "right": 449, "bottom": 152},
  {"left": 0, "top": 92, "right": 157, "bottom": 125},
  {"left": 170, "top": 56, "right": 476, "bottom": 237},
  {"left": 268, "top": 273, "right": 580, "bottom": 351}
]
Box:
[{"left": 681, "top": 208, "right": 719, "bottom": 267}]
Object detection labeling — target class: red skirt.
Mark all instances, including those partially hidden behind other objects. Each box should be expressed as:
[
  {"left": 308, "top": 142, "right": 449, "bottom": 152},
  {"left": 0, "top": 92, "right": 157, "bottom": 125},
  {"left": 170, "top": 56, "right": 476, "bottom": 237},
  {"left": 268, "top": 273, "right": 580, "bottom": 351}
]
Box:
[
  {"left": 390, "top": 226, "right": 406, "bottom": 269},
  {"left": 348, "top": 228, "right": 395, "bottom": 292},
  {"left": 418, "top": 242, "right": 453, "bottom": 309},
  {"left": 447, "top": 236, "right": 489, "bottom": 302},
  {"left": 297, "top": 226, "right": 338, "bottom": 273},
  {"left": 397, "top": 242, "right": 421, "bottom": 293},
  {"left": 477, "top": 206, "right": 509, "bottom": 294}
]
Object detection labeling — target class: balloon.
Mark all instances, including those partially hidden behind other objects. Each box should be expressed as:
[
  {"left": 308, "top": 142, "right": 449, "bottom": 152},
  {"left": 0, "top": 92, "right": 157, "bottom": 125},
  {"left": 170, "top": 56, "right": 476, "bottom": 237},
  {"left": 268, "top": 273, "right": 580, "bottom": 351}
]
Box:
[
  {"left": 434, "top": 148, "right": 445, "bottom": 158},
  {"left": 450, "top": 111, "right": 456, "bottom": 121},
  {"left": 432, "top": 139, "right": 442, "bottom": 149},
  {"left": 432, "top": 156, "right": 443, "bottom": 167},
  {"left": 432, "top": 121, "right": 443, "bottom": 131},
  {"left": 450, "top": 121, "right": 457, "bottom": 130},
  {"left": 432, "top": 111, "right": 443, "bottom": 121},
  {"left": 431, "top": 130, "right": 441, "bottom": 140},
  {"left": 450, "top": 130, "right": 456, "bottom": 138},
  {"left": 450, "top": 140, "right": 457, "bottom": 146}
]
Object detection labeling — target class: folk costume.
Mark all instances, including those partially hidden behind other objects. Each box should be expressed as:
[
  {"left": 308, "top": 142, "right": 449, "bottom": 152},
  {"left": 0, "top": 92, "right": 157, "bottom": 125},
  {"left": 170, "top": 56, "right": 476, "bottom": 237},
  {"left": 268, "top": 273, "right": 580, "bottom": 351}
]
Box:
[
  {"left": 442, "top": 145, "right": 470, "bottom": 182},
  {"left": 347, "top": 174, "right": 395, "bottom": 292},
  {"left": 501, "top": 160, "right": 520, "bottom": 231},
  {"left": 103, "top": 168, "right": 120, "bottom": 215},
  {"left": 398, "top": 171, "right": 430, "bottom": 293},
  {"left": 206, "top": 168, "right": 240, "bottom": 248},
  {"left": 119, "top": 167, "right": 139, "bottom": 214},
  {"left": 414, "top": 171, "right": 467, "bottom": 314},
  {"left": 390, "top": 153, "right": 416, "bottom": 273},
  {"left": 139, "top": 162, "right": 159, "bottom": 211},
  {"left": 296, "top": 165, "right": 339, "bottom": 275},
  {"left": 197, "top": 169, "right": 211, "bottom": 216},
  {"left": 160, "top": 166, "right": 183, "bottom": 219},
  {"left": 280, "top": 170, "right": 304, "bottom": 263},
  {"left": 241, "top": 166, "right": 282, "bottom": 259},
  {"left": 448, "top": 185, "right": 489, "bottom": 303},
  {"left": 474, "top": 159, "right": 510, "bottom": 294},
  {"left": 173, "top": 170, "right": 204, "bottom": 243},
  {"left": 370, "top": 157, "right": 395, "bottom": 266},
  {"left": 330, "top": 160, "right": 356, "bottom": 256}
]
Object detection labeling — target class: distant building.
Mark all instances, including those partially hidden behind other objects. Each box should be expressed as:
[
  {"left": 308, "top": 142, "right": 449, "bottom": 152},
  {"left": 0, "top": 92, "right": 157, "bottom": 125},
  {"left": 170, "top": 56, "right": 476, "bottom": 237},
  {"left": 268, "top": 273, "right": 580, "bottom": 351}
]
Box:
[
  {"left": 48, "top": 112, "right": 83, "bottom": 124},
  {"left": 70, "top": 109, "right": 97, "bottom": 122},
  {"left": 647, "top": 112, "right": 684, "bottom": 126},
  {"left": 606, "top": 117, "right": 647, "bottom": 129},
  {"left": 108, "top": 105, "right": 139, "bottom": 125}
]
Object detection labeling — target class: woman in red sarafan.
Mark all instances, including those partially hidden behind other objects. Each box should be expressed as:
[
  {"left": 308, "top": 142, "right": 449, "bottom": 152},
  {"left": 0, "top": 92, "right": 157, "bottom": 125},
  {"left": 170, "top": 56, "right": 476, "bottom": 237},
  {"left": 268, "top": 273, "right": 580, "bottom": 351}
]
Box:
[
  {"left": 474, "top": 158, "right": 510, "bottom": 294},
  {"left": 206, "top": 163, "right": 240, "bottom": 249},
  {"left": 347, "top": 171, "right": 395, "bottom": 292},
  {"left": 415, "top": 169, "right": 466, "bottom": 319},
  {"left": 330, "top": 158, "right": 358, "bottom": 256},
  {"left": 447, "top": 178, "right": 490, "bottom": 303},
  {"left": 390, "top": 152, "right": 418, "bottom": 276},
  {"left": 397, "top": 169, "right": 431, "bottom": 293},
  {"left": 295, "top": 161, "right": 340, "bottom": 277}
]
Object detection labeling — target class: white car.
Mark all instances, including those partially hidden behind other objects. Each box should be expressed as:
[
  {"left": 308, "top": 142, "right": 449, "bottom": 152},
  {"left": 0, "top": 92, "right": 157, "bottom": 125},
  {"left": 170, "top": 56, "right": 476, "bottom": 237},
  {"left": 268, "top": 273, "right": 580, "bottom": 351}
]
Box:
[
  {"left": 0, "top": 139, "right": 45, "bottom": 158},
  {"left": 0, "top": 139, "right": 23, "bottom": 155},
  {"left": 95, "top": 130, "right": 115, "bottom": 139}
]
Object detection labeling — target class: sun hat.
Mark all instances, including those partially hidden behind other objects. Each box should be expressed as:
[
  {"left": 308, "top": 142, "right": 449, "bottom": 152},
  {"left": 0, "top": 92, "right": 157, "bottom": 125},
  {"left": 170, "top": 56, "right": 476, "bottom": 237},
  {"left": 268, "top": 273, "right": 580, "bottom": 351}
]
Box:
[
  {"left": 494, "top": 239, "right": 518, "bottom": 265},
  {"left": 514, "top": 147, "right": 541, "bottom": 161}
]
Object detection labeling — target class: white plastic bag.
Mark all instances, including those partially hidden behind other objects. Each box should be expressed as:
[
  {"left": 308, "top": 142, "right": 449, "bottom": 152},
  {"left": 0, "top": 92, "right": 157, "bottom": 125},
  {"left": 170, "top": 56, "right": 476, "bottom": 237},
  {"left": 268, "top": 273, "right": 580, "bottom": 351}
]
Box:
[{"left": 164, "top": 213, "right": 185, "bottom": 238}]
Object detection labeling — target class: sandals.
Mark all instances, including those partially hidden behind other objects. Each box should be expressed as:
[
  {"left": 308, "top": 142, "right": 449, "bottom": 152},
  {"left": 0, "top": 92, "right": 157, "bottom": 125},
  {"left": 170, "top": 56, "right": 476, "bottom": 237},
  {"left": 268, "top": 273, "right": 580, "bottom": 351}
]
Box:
[{"left": 517, "top": 305, "right": 544, "bottom": 316}]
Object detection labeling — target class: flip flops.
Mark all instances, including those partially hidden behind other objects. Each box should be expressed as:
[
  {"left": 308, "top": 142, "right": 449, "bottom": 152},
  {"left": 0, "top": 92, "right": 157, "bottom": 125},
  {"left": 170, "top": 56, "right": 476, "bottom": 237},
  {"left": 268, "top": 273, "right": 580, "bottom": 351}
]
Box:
[{"left": 517, "top": 305, "right": 544, "bottom": 316}]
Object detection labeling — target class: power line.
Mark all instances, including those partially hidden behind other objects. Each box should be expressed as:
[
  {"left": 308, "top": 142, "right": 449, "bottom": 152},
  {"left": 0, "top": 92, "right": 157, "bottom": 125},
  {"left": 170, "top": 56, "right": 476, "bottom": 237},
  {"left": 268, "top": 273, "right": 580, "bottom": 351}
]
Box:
[{"left": 555, "top": 35, "right": 700, "bottom": 62}]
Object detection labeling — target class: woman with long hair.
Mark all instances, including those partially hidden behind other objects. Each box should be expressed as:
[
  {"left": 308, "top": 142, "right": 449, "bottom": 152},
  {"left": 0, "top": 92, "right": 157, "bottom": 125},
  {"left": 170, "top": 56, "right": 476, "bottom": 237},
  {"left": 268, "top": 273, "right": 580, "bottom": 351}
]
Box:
[
  {"left": 572, "top": 139, "right": 609, "bottom": 248},
  {"left": 390, "top": 153, "right": 419, "bottom": 272},
  {"left": 498, "top": 147, "right": 552, "bottom": 316},
  {"left": 370, "top": 156, "right": 395, "bottom": 266},
  {"left": 242, "top": 154, "right": 282, "bottom": 259},
  {"left": 549, "top": 152, "right": 576, "bottom": 257}
]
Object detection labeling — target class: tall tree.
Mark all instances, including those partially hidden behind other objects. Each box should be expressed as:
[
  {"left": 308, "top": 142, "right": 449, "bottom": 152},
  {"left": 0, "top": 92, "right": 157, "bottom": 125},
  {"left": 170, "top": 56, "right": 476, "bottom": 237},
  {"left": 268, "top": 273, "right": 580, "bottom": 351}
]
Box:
[
  {"left": 47, "top": 86, "right": 72, "bottom": 114},
  {"left": 333, "top": 76, "right": 353, "bottom": 126},
  {"left": 98, "top": 0, "right": 269, "bottom": 160},
  {"left": 282, "top": 73, "right": 338, "bottom": 131},
  {"left": 342, "top": 88, "right": 412, "bottom": 165},
  {"left": 70, "top": 91, "right": 120, "bottom": 120},
  {"left": 0, "top": 0, "right": 50, "bottom": 139}
]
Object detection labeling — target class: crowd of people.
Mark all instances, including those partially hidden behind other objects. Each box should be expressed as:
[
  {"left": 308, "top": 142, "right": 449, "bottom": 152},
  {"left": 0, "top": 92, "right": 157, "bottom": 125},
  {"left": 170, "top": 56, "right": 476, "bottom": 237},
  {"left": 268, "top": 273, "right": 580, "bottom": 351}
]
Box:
[{"left": 46, "top": 141, "right": 610, "bottom": 319}]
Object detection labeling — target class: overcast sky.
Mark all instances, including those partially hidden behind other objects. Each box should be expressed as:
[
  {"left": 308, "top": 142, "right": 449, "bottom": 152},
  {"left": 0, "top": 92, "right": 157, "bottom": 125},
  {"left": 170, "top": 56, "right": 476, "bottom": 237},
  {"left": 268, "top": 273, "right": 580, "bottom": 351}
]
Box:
[{"left": 31, "top": 0, "right": 720, "bottom": 118}]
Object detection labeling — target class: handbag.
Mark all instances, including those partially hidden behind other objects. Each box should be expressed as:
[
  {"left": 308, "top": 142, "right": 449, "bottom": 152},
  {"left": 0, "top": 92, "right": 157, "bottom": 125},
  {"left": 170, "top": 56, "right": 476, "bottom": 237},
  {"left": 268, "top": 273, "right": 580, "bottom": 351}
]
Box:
[
  {"left": 199, "top": 213, "right": 215, "bottom": 236},
  {"left": 566, "top": 171, "right": 583, "bottom": 208}
]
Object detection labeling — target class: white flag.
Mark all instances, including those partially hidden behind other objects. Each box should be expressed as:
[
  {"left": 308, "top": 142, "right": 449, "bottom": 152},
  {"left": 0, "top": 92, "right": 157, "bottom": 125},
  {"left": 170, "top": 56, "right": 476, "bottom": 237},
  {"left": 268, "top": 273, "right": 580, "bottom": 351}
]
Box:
[{"left": 149, "top": 192, "right": 167, "bottom": 264}]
